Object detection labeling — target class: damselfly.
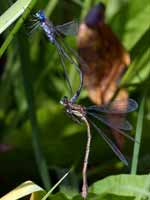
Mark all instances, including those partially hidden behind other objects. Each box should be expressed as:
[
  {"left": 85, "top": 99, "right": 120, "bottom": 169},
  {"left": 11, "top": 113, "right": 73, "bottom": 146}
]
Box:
[
  {"left": 60, "top": 96, "right": 138, "bottom": 198},
  {"left": 32, "top": 10, "right": 85, "bottom": 103}
]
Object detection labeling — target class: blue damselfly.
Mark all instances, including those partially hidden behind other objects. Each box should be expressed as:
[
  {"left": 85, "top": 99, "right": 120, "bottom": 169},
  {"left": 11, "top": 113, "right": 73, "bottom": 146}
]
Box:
[{"left": 32, "top": 10, "right": 85, "bottom": 103}]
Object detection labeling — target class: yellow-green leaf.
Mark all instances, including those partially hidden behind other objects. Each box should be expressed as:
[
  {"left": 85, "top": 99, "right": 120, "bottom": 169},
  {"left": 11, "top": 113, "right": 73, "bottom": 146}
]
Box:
[
  {"left": 0, "top": 0, "right": 31, "bottom": 34},
  {"left": 1, "top": 181, "right": 43, "bottom": 200}
]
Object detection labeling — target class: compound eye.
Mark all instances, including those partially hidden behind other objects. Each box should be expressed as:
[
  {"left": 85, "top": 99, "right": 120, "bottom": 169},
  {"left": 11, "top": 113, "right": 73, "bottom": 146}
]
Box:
[
  {"left": 36, "top": 10, "right": 45, "bottom": 21},
  {"left": 63, "top": 96, "right": 68, "bottom": 103}
]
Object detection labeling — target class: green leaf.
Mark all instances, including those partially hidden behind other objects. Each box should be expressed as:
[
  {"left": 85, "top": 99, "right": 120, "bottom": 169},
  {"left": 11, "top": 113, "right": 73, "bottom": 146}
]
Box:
[
  {"left": 30, "top": 191, "right": 46, "bottom": 200},
  {"left": 0, "top": 0, "right": 36, "bottom": 57},
  {"left": 0, "top": 0, "right": 31, "bottom": 34},
  {"left": 18, "top": 28, "right": 51, "bottom": 189},
  {"left": 0, "top": 181, "right": 43, "bottom": 200},
  {"left": 47, "top": 193, "right": 69, "bottom": 200},
  {"left": 122, "top": 0, "right": 150, "bottom": 49},
  {"left": 131, "top": 94, "right": 145, "bottom": 174},
  {"left": 89, "top": 174, "right": 150, "bottom": 198},
  {"left": 109, "top": 0, "right": 150, "bottom": 50},
  {"left": 121, "top": 28, "right": 150, "bottom": 85}
]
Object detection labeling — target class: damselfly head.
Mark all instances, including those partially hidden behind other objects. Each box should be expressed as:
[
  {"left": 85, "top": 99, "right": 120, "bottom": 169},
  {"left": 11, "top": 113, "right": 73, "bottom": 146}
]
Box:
[
  {"left": 35, "top": 10, "right": 46, "bottom": 22},
  {"left": 60, "top": 96, "right": 69, "bottom": 106}
]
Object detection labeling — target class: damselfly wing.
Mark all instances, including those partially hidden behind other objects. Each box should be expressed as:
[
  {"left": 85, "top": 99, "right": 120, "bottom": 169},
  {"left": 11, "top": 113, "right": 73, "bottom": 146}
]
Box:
[
  {"left": 88, "top": 119, "right": 128, "bottom": 166},
  {"left": 60, "top": 97, "right": 138, "bottom": 165},
  {"left": 55, "top": 21, "right": 79, "bottom": 36},
  {"left": 87, "top": 98, "right": 138, "bottom": 113}
]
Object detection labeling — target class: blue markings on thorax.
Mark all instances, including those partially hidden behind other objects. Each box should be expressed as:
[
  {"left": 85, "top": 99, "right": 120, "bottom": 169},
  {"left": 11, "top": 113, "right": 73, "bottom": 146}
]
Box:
[
  {"left": 41, "top": 23, "right": 55, "bottom": 43},
  {"left": 36, "top": 10, "right": 55, "bottom": 44}
]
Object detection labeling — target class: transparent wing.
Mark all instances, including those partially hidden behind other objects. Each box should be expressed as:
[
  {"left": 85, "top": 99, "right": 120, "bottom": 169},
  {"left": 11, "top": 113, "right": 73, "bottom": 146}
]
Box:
[
  {"left": 61, "top": 40, "right": 89, "bottom": 72},
  {"left": 56, "top": 21, "right": 79, "bottom": 36},
  {"left": 88, "top": 118, "right": 128, "bottom": 166},
  {"left": 87, "top": 112, "right": 135, "bottom": 142},
  {"left": 92, "top": 114, "right": 132, "bottom": 131},
  {"left": 54, "top": 40, "right": 73, "bottom": 94},
  {"left": 87, "top": 98, "right": 138, "bottom": 114},
  {"left": 54, "top": 31, "right": 85, "bottom": 102},
  {"left": 55, "top": 28, "right": 88, "bottom": 72}
]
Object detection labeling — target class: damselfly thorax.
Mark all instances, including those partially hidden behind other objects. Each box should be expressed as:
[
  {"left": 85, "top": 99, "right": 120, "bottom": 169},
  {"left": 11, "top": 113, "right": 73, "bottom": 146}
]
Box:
[
  {"left": 40, "top": 20, "right": 55, "bottom": 44},
  {"left": 60, "top": 96, "right": 86, "bottom": 118}
]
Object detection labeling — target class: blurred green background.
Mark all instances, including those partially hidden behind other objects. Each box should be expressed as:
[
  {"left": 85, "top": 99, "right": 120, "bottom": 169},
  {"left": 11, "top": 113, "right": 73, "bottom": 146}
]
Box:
[{"left": 0, "top": 0, "right": 150, "bottom": 197}]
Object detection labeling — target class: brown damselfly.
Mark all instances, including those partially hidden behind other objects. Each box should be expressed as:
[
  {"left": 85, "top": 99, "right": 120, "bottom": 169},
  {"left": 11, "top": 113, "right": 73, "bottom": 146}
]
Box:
[{"left": 60, "top": 96, "right": 138, "bottom": 199}]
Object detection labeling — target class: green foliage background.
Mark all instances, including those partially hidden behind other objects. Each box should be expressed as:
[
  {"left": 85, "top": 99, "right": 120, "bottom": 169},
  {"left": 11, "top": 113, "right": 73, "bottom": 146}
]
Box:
[{"left": 0, "top": 0, "right": 150, "bottom": 199}]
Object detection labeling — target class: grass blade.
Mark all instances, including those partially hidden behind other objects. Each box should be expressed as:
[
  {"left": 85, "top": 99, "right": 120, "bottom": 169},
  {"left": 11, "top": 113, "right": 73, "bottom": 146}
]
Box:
[
  {"left": 0, "top": 0, "right": 32, "bottom": 34},
  {"left": 17, "top": 29, "right": 51, "bottom": 190},
  {"left": 41, "top": 168, "right": 72, "bottom": 200},
  {"left": 80, "top": 0, "right": 92, "bottom": 19},
  {"left": 0, "top": 0, "right": 36, "bottom": 57},
  {"left": 131, "top": 94, "right": 145, "bottom": 174},
  {"left": 45, "top": 0, "right": 59, "bottom": 17}
]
